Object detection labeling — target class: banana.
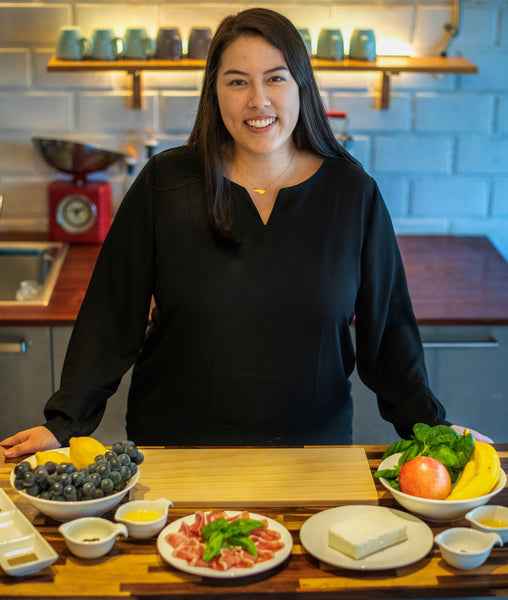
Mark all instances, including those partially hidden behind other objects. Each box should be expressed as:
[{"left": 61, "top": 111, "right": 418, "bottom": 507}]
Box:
[{"left": 446, "top": 440, "right": 500, "bottom": 501}]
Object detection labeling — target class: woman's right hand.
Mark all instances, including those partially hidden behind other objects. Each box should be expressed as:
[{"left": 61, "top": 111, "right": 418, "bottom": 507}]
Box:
[{"left": 0, "top": 426, "right": 61, "bottom": 458}]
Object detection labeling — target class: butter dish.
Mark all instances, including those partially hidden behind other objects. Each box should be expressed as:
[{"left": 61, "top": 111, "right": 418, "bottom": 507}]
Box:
[{"left": 0, "top": 488, "right": 58, "bottom": 576}]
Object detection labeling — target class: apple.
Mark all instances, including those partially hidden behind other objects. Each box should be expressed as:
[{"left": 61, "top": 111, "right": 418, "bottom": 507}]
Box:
[{"left": 398, "top": 456, "right": 451, "bottom": 499}]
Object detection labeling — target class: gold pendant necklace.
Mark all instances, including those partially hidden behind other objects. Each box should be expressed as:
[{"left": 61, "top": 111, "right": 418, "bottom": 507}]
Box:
[{"left": 236, "top": 149, "right": 296, "bottom": 195}]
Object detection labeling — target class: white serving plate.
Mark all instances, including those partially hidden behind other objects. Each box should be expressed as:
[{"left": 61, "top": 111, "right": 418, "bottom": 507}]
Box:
[
  {"left": 9, "top": 448, "right": 139, "bottom": 522},
  {"left": 300, "top": 505, "right": 433, "bottom": 571},
  {"left": 377, "top": 453, "right": 506, "bottom": 522},
  {"left": 0, "top": 488, "right": 58, "bottom": 577},
  {"left": 157, "top": 510, "right": 293, "bottom": 579}
]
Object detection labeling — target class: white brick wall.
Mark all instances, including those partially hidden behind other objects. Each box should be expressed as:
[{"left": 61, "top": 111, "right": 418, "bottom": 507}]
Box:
[{"left": 0, "top": 0, "right": 507, "bottom": 261}]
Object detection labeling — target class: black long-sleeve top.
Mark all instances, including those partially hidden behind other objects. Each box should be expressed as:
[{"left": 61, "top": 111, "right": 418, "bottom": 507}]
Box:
[{"left": 43, "top": 146, "right": 448, "bottom": 446}]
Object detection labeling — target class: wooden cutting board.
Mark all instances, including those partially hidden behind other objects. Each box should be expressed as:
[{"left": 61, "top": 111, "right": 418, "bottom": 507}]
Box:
[{"left": 131, "top": 447, "right": 378, "bottom": 507}]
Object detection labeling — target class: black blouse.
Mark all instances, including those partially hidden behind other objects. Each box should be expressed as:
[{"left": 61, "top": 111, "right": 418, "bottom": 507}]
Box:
[{"left": 43, "top": 146, "right": 447, "bottom": 446}]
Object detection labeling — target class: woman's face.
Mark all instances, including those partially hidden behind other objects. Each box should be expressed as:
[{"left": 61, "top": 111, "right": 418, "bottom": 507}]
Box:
[{"left": 216, "top": 34, "right": 300, "bottom": 159}]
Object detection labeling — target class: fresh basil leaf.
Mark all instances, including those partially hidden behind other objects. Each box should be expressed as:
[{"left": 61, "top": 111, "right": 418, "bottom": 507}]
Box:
[
  {"left": 201, "top": 518, "right": 228, "bottom": 541},
  {"left": 388, "top": 479, "right": 400, "bottom": 491},
  {"left": 413, "top": 423, "right": 431, "bottom": 443},
  {"left": 382, "top": 439, "right": 414, "bottom": 460},
  {"left": 228, "top": 535, "right": 258, "bottom": 557},
  {"left": 400, "top": 443, "right": 421, "bottom": 464},
  {"left": 453, "top": 433, "right": 475, "bottom": 468},
  {"left": 373, "top": 468, "right": 399, "bottom": 480},
  {"left": 202, "top": 530, "right": 224, "bottom": 562},
  {"left": 224, "top": 519, "right": 264, "bottom": 538},
  {"left": 425, "top": 425, "right": 459, "bottom": 448}
]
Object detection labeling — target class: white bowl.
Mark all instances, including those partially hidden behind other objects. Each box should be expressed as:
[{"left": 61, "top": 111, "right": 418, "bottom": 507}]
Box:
[
  {"left": 10, "top": 449, "right": 140, "bottom": 522},
  {"left": 377, "top": 453, "right": 506, "bottom": 522},
  {"left": 59, "top": 517, "right": 128, "bottom": 558},
  {"left": 465, "top": 505, "right": 508, "bottom": 543},
  {"left": 114, "top": 498, "right": 172, "bottom": 539},
  {"left": 435, "top": 527, "right": 502, "bottom": 569}
]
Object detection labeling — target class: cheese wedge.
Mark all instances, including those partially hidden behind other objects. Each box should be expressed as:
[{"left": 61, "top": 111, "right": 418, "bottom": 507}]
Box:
[{"left": 328, "top": 508, "right": 408, "bottom": 560}]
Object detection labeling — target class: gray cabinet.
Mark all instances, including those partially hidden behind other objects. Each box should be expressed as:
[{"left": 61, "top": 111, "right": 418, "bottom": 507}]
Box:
[
  {"left": 51, "top": 326, "right": 130, "bottom": 445},
  {"left": 351, "top": 326, "right": 508, "bottom": 445},
  {"left": 0, "top": 327, "right": 53, "bottom": 440}
]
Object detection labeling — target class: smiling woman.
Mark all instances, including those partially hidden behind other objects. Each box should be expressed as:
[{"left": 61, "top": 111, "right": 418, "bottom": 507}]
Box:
[{"left": 0, "top": 8, "right": 490, "bottom": 458}]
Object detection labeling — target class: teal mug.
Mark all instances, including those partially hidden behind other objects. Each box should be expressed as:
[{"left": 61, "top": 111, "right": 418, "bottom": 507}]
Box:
[
  {"left": 297, "top": 28, "right": 313, "bottom": 56},
  {"left": 124, "top": 27, "right": 155, "bottom": 59},
  {"left": 56, "top": 26, "right": 89, "bottom": 61},
  {"left": 89, "top": 29, "right": 124, "bottom": 61},
  {"left": 349, "top": 28, "right": 376, "bottom": 61},
  {"left": 317, "top": 28, "right": 344, "bottom": 61}
]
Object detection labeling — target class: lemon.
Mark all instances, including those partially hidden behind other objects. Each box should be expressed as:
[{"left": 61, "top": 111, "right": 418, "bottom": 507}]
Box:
[
  {"left": 35, "top": 450, "right": 69, "bottom": 465},
  {"left": 69, "top": 436, "right": 107, "bottom": 469}
]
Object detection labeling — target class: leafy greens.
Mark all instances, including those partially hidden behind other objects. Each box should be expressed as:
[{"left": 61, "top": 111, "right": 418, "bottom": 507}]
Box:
[
  {"left": 373, "top": 423, "right": 474, "bottom": 490},
  {"left": 200, "top": 518, "right": 264, "bottom": 562}
]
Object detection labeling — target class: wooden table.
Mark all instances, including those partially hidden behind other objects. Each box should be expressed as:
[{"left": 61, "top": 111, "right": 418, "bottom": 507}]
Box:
[{"left": 1, "top": 445, "right": 507, "bottom": 599}]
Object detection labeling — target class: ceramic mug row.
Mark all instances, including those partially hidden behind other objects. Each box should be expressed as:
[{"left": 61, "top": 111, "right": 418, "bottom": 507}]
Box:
[
  {"left": 56, "top": 26, "right": 212, "bottom": 61},
  {"left": 298, "top": 27, "right": 377, "bottom": 61}
]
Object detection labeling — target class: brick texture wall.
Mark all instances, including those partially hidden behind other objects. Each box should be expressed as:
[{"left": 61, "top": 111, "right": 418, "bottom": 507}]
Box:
[{"left": 0, "top": 0, "right": 507, "bottom": 259}]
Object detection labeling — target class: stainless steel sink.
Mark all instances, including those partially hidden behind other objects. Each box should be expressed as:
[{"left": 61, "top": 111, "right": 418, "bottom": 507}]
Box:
[{"left": 0, "top": 242, "right": 68, "bottom": 306}]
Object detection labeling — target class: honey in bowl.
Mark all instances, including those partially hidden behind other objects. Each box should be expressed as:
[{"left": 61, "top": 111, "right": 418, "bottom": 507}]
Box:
[
  {"left": 122, "top": 509, "right": 161, "bottom": 522},
  {"left": 478, "top": 518, "right": 508, "bottom": 528}
]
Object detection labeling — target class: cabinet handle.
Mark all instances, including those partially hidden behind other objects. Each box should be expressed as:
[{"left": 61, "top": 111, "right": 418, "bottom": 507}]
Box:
[
  {"left": 0, "top": 341, "right": 27, "bottom": 353},
  {"left": 422, "top": 339, "right": 499, "bottom": 349}
]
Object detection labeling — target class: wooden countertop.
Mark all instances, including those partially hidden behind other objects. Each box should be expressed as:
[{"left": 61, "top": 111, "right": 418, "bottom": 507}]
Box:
[
  {"left": 1, "top": 235, "right": 508, "bottom": 326},
  {"left": 1, "top": 444, "right": 507, "bottom": 599}
]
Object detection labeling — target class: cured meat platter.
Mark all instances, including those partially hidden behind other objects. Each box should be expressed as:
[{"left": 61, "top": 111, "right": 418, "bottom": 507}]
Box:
[{"left": 132, "top": 447, "right": 378, "bottom": 507}]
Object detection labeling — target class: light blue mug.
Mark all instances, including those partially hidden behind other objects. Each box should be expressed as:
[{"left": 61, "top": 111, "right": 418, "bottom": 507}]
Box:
[
  {"left": 349, "top": 28, "right": 377, "bottom": 61},
  {"left": 56, "top": 26, "right": 89, "bottom": 61},
  {"left": 89, "top": 29, "right": 124, "bottom": 61},
  {"left": 317, "top": 28, "right": 344, "bottom": 61},
  {"left": 124, "top": 27, "right": 155, "bottom": 59},
  {"left": 297, "top": 28, "right": 313, "bottom": 56}
]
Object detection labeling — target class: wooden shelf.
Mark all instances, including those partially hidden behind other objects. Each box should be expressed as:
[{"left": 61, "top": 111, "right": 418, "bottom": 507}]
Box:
[{"left": 47, "top": 55, "right": 477, "bottom": 110}]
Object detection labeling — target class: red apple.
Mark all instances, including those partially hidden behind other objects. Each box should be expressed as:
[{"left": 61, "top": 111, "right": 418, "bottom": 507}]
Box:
[{"left": 398, "top": 456, "right": 451, "bottom": 499}]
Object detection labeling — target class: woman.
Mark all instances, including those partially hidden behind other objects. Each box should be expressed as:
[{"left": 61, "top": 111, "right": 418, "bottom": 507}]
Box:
[{"left": 1, "top": 8, "right": 491, "bottom": 457}]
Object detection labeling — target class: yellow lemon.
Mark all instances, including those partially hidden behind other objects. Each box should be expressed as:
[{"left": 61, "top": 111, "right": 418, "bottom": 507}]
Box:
[
  {"left": 69, "top": 436, "right": 107, "bottom": 469},
  {"left": 35, "top": 450, "right": 69, "bottom": 465}
]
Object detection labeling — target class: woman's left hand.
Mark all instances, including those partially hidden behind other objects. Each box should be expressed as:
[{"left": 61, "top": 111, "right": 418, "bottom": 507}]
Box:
[{"left": 451, "top": 424, "right": 494, "bottom": 443}]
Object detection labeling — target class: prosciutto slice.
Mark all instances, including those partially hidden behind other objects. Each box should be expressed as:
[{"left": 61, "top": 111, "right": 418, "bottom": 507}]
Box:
[{"left": 166, "top": 511, "right": 285, "bottom": 571}]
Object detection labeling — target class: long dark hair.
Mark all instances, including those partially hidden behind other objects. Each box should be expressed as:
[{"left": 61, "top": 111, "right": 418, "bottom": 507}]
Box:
[{"left": 187, "top": 7, "right": 358, "bottom": 245}]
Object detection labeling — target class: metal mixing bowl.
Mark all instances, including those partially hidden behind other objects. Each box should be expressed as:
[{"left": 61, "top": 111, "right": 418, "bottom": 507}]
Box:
[{"left": 32, "top": 137, "right": 126, "bottom": 176}]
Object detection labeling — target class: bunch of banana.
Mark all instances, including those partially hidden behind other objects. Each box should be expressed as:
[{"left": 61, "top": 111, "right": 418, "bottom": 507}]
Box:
[{"left": 446, "top": 440, "right": 501, "bottom": 501}]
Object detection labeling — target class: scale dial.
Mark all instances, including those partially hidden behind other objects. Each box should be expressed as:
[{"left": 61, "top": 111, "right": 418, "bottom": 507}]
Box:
[{"left": 56, "top": 194, "right": 97, "bottom": 233}]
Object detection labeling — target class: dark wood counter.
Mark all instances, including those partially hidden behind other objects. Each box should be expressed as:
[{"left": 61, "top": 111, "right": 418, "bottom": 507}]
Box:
[
  {"left": 1, "top": 235, "right": 508, "bottom": 326},
  {"left": 1, "top": 445, "right": 507, "bottom": 599}
]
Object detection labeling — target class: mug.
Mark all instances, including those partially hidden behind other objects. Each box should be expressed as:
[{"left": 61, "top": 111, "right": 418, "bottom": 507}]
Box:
[
  {"left": 155, "top": 27, "right": 183, "bottom": 60},
  {"left": 56, "top": 26, "right": 89, "bottom": 61},
  {"left": 317, "top": 28, "right": 344, "bottom": 61},
  {"left": 349, "top": 28, "right": 376, "bottom": 61},
  {"left": 89, "top": 29, "right": 124, "bottom": 61},
  {"left": 124, "top": 27, "right": 155, "bottom": 59},
  {"left": 297, "top": 28, "right": 313, "bottom": 56},
  {"left": 187, "top": 27, "right": 212, "bottom": 59}
]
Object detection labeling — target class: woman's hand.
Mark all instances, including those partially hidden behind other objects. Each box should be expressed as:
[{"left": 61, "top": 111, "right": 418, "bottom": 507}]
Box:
[
  {"left": 451, "top": 424, "right": 494, "bottom": 444},
  {"left": 0, "top": 427, "right": 61, "bottom": 458}
]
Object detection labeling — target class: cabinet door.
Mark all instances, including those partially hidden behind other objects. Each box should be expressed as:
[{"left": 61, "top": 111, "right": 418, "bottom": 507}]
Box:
[
  {"left": 420, "top": 326, "right": 508, "bottom": 443},
  {"left": 51, "top": 326, "right": 130, "bottom": 444},
  {"left": 0, "top": 327, "right": 53, "bottom": 440}
]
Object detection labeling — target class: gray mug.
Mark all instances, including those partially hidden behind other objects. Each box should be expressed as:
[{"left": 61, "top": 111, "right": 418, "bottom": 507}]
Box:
[
  {"left": 124, "top": 27, "right": 155, "bottom": 59},
  {"left": 89, "top": 29, "right": 124, "bottom": 61},
  {"left": 349, "top": 28, "right": 376, "bottom": 61},
  {"left": 317, "top": 28, "right": 344, "bottom": 61},
  {"left": 155, "top": 27, "right": 182, "bottom": 60},
  {"left": 56, "top": 26, "right": 89, "bottom": 61},
  {"left": 187, "top": 27, "right": 212, "bottom": 59}
]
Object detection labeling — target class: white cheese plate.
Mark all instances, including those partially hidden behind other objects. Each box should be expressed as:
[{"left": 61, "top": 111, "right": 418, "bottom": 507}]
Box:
[
  {"left": 300, "top": 505, "right": 433, "bottom": 571},
  {"left": 0, "top": 488, "right": 58, "bottom": 576}
]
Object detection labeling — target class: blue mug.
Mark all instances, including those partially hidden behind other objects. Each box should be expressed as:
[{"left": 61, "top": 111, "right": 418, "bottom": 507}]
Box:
[
  {"left": 317, "top": 29, "right": 344, "bottom": 61},
  {"left": 349, "top": 28, "right": 376, "bottom": 61}
]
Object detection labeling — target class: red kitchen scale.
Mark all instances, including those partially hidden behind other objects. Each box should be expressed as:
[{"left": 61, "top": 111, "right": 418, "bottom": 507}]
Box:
[{"left": 33, "top": 137, "right": 125, "bottom": 243}]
